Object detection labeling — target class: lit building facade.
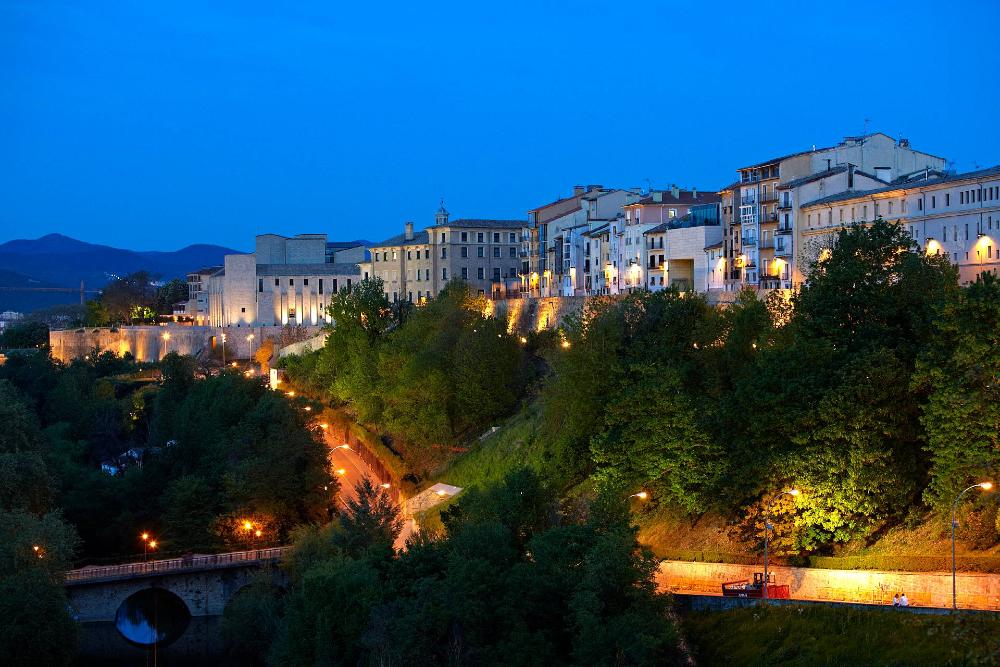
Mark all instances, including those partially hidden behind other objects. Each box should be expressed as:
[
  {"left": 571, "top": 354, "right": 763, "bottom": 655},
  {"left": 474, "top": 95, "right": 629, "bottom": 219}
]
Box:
[{"left": 799, "top": 165, "right": 1000, "bottom": 283}]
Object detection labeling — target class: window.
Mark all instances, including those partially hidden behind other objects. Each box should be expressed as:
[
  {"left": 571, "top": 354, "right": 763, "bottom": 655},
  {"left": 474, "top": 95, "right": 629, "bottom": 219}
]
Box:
[
  {"left": 416, "top": 270, "right": 421, "bottom": 282},
  {"left": 241, "top": 307, "right": 246, "bottom": 313},
  {"left": 669, "top": 208, "right": 677, "bottom": 218},
  {"left": 887, "top": 201, "right": 893, "bottom": 215},
  {"left": 303, "top": 278, "right": 309, "bottom": 286},
  {"left": 274, "top": 278, "right": 279, "bottom": 286},
  {"left": 945, "top": 193, "right": 951, "bottom": 206},
  {"left": 319, "top": 279, "right": 324, "bottom": 294},
  {"left": 258, "top": 278, "right": 263, "bottom": 292},
  {"left": 918, "top": 198, "right": 923, "bottom": 211},
  {"left": 441, "top": 247, "right": 447, "bottom": 259},
  {"left": 289, "top": 279, "right": 294, "bottom": 286},
  {"left": 477, "top": 267, "right": 484, "bottom": 279},
  {"left": 509, "top": 247, "right": 517, "bottom": 258},
  {"left": 461, "top": 267, "right": 468, "bottom": 279},
  {"left": 442, "top": 268, "right": 448, "bottom": 280},
  {"left": 493, "top": 232, "right": 500, "bottom": 243},
  {"left": 392, "top": 251, "right": 397, "bottom": 260},
  {"left": 493, "top": 268, "right": 501, "bottom": 280},
  {"left": 461, "top": 246, "right": 468, "bottom": 258},
  {"left": 493, "top": 247, "right": 501, "bottom": 258},
  {"left": 425, "top": 269, "right": 430, "bottom": 280},
  {"left": 333, "top": 279, "right": 338, "bottom": 292},
  {"left": 509, "top": 232, "right": 516, "bottom": 243},
  {"left": 440, "top": 232, "right": 446, "bottom": 242},
  {"left": 477, "top": 232, "right": 484, "bottom": 242},
  {"left": 476, "top": 247, "right": 484, "bottom": 258},
  {"left": 863, "top": 205, "right": 868, "bottom": 219},
  {"left": 931, "top": 195, "right": 936, "bottom": 208},
  {"left": 509, "top": 267, "right": 518, "bottom": 278},
  {"left": 408, "top": 291, "right": 412, "bottom": 302},
  {"left": 407, "top": 250, "right": 412, "bottom": 260},
  {"left": 461, "top": 232, "right": 468, "bottom": 242}
]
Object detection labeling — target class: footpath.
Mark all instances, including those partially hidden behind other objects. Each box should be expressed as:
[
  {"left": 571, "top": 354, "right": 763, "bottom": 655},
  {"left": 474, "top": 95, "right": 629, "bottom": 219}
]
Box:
[{"left": 657, "top": 559, "right": 1000, "bottom": 611}]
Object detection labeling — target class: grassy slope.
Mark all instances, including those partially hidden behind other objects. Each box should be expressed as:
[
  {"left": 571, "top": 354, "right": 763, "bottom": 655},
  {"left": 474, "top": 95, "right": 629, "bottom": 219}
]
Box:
[{"left": 683, "top": 604, "right": 1000, "bottom": 667}]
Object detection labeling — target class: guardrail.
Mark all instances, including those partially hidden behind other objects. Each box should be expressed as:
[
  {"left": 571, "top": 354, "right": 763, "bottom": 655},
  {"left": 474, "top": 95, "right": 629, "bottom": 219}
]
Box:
[{"left": 65, "top": 546, "right": 290, "bottom": 583}]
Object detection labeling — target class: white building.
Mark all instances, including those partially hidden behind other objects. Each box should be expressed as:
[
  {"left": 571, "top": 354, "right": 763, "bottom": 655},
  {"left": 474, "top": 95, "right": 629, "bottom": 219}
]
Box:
[
  {"left": 799, "top": 165, "right": 1000, "bottom": 283},
  {"left": 206, "top": 233, "right": 361, "bottom": 327}
]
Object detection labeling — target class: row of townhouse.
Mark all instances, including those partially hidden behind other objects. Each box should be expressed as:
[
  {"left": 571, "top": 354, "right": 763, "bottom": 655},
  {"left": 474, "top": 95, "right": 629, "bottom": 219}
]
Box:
[{"left": 190, "top": 132, "right": 999, "bottom": 320}]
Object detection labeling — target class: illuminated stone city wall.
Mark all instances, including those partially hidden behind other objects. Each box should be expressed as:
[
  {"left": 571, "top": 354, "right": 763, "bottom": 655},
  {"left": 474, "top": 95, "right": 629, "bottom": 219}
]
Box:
[
  {"left": 49, "top": 324, "right": 323, "bottom": 364},
  {"left": 657, "top": 560, "right": 1000, "bottom": 610},
  {"left": 491, "top": 296, "right": 589, "bottom": 333}
]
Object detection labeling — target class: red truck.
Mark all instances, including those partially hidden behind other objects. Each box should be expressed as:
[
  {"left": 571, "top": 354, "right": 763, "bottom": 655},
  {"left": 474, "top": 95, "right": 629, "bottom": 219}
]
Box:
[{"left": 722, "top": 572, "right": 790, "bottom": 599}]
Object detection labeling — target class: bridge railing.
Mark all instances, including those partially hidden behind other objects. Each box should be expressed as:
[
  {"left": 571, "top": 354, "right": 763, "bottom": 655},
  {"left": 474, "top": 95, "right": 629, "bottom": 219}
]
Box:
[{"left": 65, "top": 546, "right": 291, "bottom": 583}]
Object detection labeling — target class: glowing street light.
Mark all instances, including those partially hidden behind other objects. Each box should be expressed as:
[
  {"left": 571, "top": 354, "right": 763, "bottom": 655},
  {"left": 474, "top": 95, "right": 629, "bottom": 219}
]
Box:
[
  {"left": 951, "top": 482, "right": 993, "bottom": 609},
  {"left": 319, "top": 423, "right": 329, "bottom": 430},
  {"left": 140, "top": 532, "right": 155, "bottom": 561},
  {"left": 763, "top": 488, "right": 800, "bottom": 600},
  {"left": 334, "top": 444, "right": 351, "bottom": 450},
  {"left": 629, "top": 491, "right": 649, "bottom": 500},
  {"left": 335, "top": 468, "right": 347, "bottom": 476},
  {"left": 221, "top": 333, "right": 227, "bottom": 365},
  {"left": 381, "top": 483, "right": 391, "bottom": 489}
]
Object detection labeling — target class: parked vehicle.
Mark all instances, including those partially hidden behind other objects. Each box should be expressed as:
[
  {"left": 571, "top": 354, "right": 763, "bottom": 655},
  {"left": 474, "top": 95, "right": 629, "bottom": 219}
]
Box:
[{"left": 722, "top": 572, "right": 790, "bottom": 599}]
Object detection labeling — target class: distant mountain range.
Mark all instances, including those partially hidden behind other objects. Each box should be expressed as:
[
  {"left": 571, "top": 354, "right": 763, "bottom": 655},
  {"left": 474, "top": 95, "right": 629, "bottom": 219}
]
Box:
[{"left": 0, "top": 234, "right": 239, "bottom": 313}]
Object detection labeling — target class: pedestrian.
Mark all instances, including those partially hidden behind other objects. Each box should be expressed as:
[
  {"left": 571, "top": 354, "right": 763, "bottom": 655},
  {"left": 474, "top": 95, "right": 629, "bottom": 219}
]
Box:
[
  {"left": 900, "top": 592, "right": 909, "bottom": 607},
  {"left": 892, "top": 593, "right": 899, "bottom": 607}
]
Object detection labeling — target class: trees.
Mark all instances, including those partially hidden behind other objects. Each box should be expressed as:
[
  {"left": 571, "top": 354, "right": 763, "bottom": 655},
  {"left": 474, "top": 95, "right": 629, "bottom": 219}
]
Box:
[
  {"left": 0, "top": 321, "right": 48, "bottom": 349},
  {"left": 917, "top": 272, "right": 1000, "bottom": 511}
]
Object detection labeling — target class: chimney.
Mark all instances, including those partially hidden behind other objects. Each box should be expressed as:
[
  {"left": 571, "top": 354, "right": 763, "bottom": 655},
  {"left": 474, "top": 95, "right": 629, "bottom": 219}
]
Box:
[
  {"left": 573, "top": 185, "right": 585, "bottom": 196},
  {"left": 586, "top": 184, "right": 603, "bottom": 193},
  {"left": 652, "top": 191, "right": 663, "bottom": 203},
  {"left": 692, "top": 187, "right": 698, "bottom": 199},
  {"left": 404, "top": 221, "right": 414, "bottom": 241},
  {"left": 671, "top": 184, "right": 680, "bottom": 199},
  {"left": 847, "top": 164, "right": 855, "bottom": 189}
]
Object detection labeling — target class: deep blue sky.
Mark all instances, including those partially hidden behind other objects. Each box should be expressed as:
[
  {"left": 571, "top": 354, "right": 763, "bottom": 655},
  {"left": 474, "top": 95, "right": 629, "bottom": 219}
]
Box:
[{"left": 2, "top": 1, "right": 999, "bottom": 251}]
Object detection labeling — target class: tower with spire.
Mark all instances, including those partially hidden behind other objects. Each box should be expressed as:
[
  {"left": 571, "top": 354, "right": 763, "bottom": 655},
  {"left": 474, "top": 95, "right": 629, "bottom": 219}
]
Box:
[{"left": 435, "top": 198, "right": 449, "bottom": 226}]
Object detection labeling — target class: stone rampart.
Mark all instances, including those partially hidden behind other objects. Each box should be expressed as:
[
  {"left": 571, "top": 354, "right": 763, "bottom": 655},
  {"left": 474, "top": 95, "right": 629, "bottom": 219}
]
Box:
[{"left": 657, "top": 559, "right": 1000, "bottom": 610}]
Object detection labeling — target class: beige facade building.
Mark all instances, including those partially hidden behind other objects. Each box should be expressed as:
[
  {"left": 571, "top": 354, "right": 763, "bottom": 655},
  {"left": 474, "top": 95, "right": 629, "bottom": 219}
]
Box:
[
  {"left": 719, "top": 133, "right": 946, "bottom": 294},
  {"left": 368, "top": 204, "right": 523, "bottom": 301},
  {"left": 799, "top": 165, "right": 1000, "bottom": 283},
  {"left": 206, "top": 233, "right": 360, "bottom": 327}
]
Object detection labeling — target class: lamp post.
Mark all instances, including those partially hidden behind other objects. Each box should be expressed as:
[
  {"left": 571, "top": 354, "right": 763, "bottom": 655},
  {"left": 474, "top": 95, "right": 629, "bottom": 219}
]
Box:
[
  {"left": 246, "top": 333, "right": 255, "bottom": 362},
  {"left": 763, "top": 488, "right": 800, "bottom": 600},
  {"left": 161, "top": 331, "right": 170, "bottom": 359},
  {"left": 221, "top": 333, "right": 227, "bottom": 366},
  {"left": 141, "top": 532, "right": 150, "bottom": 561},
  {"left": 629, "top": 491, "right": 649, "bottom": 500},
  {"left": 951, "top": 481, "right": 993, "bottom": 610}
]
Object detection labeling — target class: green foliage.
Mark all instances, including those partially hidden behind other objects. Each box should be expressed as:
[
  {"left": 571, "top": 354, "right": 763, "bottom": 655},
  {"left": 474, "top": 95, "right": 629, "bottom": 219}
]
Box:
[
  {"left": 684, "top": 604, "right": 1000, "bottom": 667},
  {"left": 247, "top": 469, "right": 677, "bottom": 665},
  {"left": 0, "top": 320, "right": 48, "bottom": 349},
  {"left": 333, "top": 477, "right": 404, "bottom": 559},
  {"left": 916, "top": 272, "right": 1000, "bottom": 510},
  {"left": 0, "top": 509, "right": 81, "bottom": 666}
]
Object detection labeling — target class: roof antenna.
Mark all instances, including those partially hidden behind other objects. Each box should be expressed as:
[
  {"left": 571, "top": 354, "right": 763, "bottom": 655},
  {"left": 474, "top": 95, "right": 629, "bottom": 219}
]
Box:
[
  {"left": 862, "top": 117, "right": 870, "bottom": 138},
  {"left": 643, "top": 178, "right": 652, "bottom": 195}
]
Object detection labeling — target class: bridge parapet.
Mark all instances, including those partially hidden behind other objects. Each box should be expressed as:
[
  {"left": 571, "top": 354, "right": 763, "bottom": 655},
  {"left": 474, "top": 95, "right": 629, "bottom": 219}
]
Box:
[{"left": 66, "top": 546, "right": 290, "bottom": 585}]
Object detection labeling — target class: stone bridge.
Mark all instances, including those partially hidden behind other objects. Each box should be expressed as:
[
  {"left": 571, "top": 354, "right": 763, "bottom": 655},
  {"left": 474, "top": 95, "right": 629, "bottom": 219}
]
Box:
[{"left": 66, "top": 547, "right": 289, "bottom": 662}]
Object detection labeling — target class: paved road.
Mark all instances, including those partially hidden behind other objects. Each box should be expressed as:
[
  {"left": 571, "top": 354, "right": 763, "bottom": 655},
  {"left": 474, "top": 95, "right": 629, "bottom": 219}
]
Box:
[{"left": 322, "top": 429, "right": 374, "bottom": 509}]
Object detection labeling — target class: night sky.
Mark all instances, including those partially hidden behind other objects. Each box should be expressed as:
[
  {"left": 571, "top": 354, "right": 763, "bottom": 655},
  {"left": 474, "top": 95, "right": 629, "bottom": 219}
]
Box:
[{"left": 3, "top": 1, "right": 999, "bottom": 250}]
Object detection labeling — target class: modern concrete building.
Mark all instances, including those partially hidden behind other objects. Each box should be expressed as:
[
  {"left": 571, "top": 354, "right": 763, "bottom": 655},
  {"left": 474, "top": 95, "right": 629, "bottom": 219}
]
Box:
[
  {"left": 206, "top": 233, "right": 361, "bottom": 327},
  {"left": 719, "top": 133, "right": 946, "bottom": 294},
  {"left": 618, "top": 188, "right": 721, "bottom": 293},
  {"left": 799, "top": 164, "right": 1000, "bottom": 283},
  {"left": 368, "top": 203, "right": 524, "bottom": 301},
  {"left": 183, "top": 266, "right": 221, "bottom": 324},
  {"left": 640, "top": 203, "right": 724, "bottom": 293}
]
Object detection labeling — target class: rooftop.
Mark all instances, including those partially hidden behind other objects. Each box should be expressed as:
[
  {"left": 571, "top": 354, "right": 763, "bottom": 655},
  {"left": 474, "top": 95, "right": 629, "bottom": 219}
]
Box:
[
  {"left": 373, "top": 229, "right": 431, "bottom": 247},
  {"left": 326, "top": 239, "right": 371, "bottom": 249},
  {"left": 626, "top": 190, "right": 721, "bottom": 206},
  {"left": 800, "top": 164, "right": 1000, "bottom": 209}
]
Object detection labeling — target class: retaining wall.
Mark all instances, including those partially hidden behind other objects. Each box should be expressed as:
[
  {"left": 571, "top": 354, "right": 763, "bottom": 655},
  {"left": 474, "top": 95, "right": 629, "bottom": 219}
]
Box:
[{"left": 657, "top": 559, "right": 1000, "bottom": 610}]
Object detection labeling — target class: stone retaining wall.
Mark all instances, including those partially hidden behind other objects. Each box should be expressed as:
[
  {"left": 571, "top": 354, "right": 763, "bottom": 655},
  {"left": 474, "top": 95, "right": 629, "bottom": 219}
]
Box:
[{"left": 657, "top": 559, "right": 1000, "bottom": 610}]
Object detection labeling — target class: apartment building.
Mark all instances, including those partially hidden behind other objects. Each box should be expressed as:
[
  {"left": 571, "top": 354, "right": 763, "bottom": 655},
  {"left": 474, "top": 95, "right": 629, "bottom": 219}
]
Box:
[
  {"left": 640, "top": 203, "right": 724, "bottom": 292},
  {"left": 799, "top": 165, "right": 1000, "bottom": 283},
  {"left": 206, "top": 233, "right": 360, "bottom": 327},
  {"left": 368, "top": 204, "right": 523, "bottom": 301},
  {"left": 719, "top": 133, "right": 946, "bottom": 293},
  {"left": 522, "top": 185, "right": 630, "bottom": 296},
  {"left": 183, "top": 265, "right": 221, "bottom": 324},
  {"left": 617, "top": 187, "right": 720, "bottom": 293}
]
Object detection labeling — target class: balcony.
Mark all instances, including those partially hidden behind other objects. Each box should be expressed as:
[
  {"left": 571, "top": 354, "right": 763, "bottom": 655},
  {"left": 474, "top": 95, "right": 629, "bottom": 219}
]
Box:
[
  {"left": 728, "top": 270, "right": 742, "bottom": 280},
  {"left": 740, "top": 196, "right": 757, "bottom": 206},
  {"left": 760, "top": 192, "right": 779, "bottom": 204},
  {"left": 740, "top": 237, "right": 757, "bottom": 246},
  {"left": 759, "top": 275, "right": 783, "bottom": 288},
  {"left": 774, "top": 245, "right": 792, "bottom": 258},
  {"left": 760, "top": 212, "right": 778, "bottom": 224},
  {"left": 777, "top": 200, "right": 793, "bottom": 210},
  {"left": 759, "top": 239, "right": 775, "bottom": 249},
  {"left": 776, "top": 224, "right": 793, "bottom": 234}
]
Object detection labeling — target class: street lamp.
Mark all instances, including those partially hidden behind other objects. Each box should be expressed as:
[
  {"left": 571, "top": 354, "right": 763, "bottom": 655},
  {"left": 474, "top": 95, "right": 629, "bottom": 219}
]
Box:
[
  {"left": 951, "top": 481, "right": 993, "bottom": 609},
  {"left": 629, "top": 491, "right": 649, "bottom": 500},
  {"left": 221, "top": 333, "right": 227, "bottom": 366},
  {"left": 246, "top": 333, "right": 255, "bottom": 361},
  {"left": 161, "top": 331, "right": 170, "bottom": 358},
  {"left": 763, "top": 488, "right": 800, "bottom": 600},
  {"left": 140, "top": 532, "right": 152, "bottom": 561}
]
